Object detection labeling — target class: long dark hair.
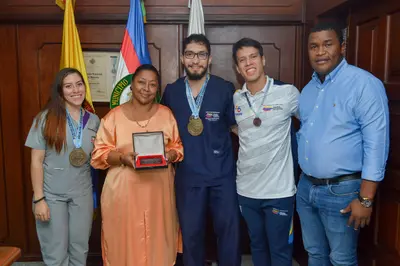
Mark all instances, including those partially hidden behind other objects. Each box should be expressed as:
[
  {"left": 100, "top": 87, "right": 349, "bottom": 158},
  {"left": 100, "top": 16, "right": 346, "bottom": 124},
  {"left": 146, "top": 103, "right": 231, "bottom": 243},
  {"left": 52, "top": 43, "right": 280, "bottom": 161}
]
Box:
[{"left": 35, "top": 68, "right": 85, "bottom": 153}]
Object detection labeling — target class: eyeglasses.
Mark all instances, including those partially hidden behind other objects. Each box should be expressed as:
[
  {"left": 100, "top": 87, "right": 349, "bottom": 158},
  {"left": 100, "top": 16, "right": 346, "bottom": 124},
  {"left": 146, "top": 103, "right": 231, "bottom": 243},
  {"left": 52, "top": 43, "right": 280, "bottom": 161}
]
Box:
[{"left": 184, "top": 51, "right": 209, "bottom": 60}]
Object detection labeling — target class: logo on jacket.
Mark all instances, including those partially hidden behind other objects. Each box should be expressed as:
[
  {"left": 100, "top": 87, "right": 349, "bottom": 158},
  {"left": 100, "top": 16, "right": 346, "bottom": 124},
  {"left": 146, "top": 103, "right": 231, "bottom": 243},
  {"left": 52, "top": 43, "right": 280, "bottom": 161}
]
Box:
[
  {"left": 263, "top": 104, "right": 283, "bottom": 112},
  {"left": 235, "top": 105, "right": 242, "bottom": 116},
  {"left": 272, "top": 208, "right": 288, "bottom": 216},
  {"left": 205, "top": 111, "right": 220, "bottom": 122}
]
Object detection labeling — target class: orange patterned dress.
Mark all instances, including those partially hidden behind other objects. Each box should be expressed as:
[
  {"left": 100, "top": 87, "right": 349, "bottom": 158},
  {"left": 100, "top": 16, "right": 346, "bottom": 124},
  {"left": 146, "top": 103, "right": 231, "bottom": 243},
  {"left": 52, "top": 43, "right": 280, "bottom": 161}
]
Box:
[{"left": 91, "top": 105, "right": 183, "bottom": 266}]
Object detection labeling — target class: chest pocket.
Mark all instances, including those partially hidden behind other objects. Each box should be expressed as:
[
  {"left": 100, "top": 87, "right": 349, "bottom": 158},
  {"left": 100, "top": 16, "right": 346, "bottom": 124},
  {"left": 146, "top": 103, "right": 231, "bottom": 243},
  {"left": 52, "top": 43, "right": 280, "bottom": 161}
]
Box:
[{"left": 322, "top": 97, "right": 355, "bottom": 126}]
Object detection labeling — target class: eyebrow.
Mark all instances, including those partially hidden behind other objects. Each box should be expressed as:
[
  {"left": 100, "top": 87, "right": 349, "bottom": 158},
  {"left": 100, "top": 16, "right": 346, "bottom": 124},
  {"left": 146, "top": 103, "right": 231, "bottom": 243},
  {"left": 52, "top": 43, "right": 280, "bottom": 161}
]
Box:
[
  {"left": 139, "top": 77, "right": 157, "bottom": 82},
  {"left": 185, "top": 50, "right": 208, "bottom": 53},
  {"left": 65, "top": 79, "right": 83, "bottom": 83},
  {"left": 238, "top": 53, "right": 258, "bottom": 59},
  {"left": 309, "top": 38, "right": 334, "bottom": 44}
]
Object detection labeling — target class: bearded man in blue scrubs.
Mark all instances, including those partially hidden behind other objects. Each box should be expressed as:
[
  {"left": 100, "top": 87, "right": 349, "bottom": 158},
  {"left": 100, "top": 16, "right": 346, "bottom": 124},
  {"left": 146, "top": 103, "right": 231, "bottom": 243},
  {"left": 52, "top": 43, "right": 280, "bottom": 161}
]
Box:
[{"left": 161, "top": 34, "right": 241, "bottom": 266}]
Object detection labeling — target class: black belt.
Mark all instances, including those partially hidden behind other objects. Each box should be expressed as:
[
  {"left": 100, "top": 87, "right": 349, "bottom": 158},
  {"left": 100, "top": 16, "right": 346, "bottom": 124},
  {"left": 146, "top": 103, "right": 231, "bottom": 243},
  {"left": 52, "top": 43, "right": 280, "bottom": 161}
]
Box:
[{"left": 304, "top": 172, "right": 361, "bottom": 186}]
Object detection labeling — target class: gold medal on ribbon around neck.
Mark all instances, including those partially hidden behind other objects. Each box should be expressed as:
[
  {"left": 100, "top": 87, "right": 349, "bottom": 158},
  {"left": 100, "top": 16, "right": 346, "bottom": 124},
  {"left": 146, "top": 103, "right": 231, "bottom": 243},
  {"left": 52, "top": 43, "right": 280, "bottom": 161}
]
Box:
[
  {"left": 69, "top": 147, "right": 88, "bottom": 167},
  {"left": 188, "top": 116, "right": 204, "bottom": 136}
]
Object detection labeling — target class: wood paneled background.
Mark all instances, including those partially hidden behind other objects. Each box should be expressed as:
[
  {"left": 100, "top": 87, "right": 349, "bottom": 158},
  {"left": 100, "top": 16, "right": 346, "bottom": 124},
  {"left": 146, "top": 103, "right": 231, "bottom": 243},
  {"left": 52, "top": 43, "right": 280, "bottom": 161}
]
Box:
[
  {"left": 0, "top": 0, "right": 304, "bottom": 22},
  {"left": 0, "top": 0, "right": 399, "bottom": 265},
  {"left": 347, "top": 1, "right": 400, "bottom": 264}
]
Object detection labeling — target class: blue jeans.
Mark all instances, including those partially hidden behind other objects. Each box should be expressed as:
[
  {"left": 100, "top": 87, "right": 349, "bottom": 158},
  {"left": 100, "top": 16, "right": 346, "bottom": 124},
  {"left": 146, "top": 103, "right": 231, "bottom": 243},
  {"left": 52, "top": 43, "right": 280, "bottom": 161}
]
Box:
[
  {"left": 238, "top": 194, "right": 294, "bottom": 266},
  {"left": 296, "top": 174, "right": 361, "bottom": 266}
]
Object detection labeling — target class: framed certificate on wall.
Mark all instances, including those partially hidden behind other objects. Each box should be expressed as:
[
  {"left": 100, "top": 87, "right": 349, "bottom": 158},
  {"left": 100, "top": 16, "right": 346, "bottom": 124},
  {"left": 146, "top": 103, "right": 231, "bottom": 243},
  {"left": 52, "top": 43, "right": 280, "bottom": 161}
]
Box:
[{"left": 83, "top": 51, "right": 120, "bottom": 102}]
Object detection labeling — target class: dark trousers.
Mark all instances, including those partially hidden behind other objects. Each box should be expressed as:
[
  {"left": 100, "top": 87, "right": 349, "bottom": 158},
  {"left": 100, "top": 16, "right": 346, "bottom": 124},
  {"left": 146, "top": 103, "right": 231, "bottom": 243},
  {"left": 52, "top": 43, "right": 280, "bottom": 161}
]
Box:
[
  {"left": 176, "top": 180, "right": 241, "bottom": 266},
  {"left": 238, "top": 194, "right": 295, "bottom": 266}
]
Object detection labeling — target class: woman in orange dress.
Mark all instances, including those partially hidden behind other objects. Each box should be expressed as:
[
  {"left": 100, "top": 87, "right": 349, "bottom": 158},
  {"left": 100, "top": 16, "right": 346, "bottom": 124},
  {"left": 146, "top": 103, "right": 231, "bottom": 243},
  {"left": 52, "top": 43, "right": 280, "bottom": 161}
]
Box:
[{"left": 91, "top": 64, "right": 183, "bottom": 266}]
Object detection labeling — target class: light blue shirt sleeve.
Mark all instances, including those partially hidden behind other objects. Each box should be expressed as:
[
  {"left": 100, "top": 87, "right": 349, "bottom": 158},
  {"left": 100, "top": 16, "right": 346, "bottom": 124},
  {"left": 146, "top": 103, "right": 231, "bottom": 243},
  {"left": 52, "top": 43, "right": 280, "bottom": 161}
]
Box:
[{"left": 354, "top": 78, "right": 389, "bottom": 182}]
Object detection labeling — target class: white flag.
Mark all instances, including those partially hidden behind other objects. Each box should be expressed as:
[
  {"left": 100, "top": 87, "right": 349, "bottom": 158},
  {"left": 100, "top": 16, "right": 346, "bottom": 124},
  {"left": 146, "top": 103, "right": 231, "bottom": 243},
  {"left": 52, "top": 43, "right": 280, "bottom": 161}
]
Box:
[{"left": 188, "top": 0, "right": 205, "bottom": 36}]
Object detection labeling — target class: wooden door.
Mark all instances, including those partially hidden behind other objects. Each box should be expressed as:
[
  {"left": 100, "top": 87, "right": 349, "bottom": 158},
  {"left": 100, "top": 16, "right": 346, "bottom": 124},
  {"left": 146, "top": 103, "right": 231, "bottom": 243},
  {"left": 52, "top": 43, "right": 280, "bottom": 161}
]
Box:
[
  {"left": 0, "top": 45, "right": 6, "bottom": 244},
  {"left": 347, "top": 0, "right": 400, "bottom": 264},
  {"left": 0, "top": 25, "right": 27, "bottom": 250}
]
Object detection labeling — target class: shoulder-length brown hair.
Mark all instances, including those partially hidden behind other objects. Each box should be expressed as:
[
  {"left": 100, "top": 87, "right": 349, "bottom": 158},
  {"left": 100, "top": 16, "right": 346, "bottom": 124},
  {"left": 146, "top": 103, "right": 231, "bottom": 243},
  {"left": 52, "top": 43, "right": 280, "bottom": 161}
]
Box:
[{"left": 35, "top": 68, "right": 85, "bottom": 153}]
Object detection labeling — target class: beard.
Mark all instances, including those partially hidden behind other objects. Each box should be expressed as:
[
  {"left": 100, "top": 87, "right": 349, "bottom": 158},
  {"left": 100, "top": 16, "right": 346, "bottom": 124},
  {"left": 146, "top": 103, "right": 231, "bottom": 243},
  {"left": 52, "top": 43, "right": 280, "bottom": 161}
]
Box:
[{"left": 185, "top": 65, "right": 208, "bottom": 80}]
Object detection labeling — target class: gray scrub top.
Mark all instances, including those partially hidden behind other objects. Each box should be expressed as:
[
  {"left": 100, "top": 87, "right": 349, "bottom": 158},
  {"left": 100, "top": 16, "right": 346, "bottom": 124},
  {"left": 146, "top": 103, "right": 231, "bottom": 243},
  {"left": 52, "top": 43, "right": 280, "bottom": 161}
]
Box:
[{"left": 25, "top": 111, "right": 100, "bottom": 197}]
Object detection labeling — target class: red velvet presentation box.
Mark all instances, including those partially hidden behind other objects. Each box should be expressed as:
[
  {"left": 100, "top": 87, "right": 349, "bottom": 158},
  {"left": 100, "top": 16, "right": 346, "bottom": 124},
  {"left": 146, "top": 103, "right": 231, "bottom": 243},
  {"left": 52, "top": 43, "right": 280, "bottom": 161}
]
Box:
[{"left": 132, "top": 131, "right": 167, "bottom": 170}]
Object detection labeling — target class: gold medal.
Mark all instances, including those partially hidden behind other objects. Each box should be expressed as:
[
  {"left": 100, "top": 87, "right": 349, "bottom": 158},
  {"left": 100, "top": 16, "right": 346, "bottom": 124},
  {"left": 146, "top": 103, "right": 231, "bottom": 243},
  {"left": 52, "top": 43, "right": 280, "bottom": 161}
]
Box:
[
  {"left": 188, "top": 116, "right": 204, "bottom": 136},
  {"left": 69, "top": 148, "right": 88, "bottom": 167}
]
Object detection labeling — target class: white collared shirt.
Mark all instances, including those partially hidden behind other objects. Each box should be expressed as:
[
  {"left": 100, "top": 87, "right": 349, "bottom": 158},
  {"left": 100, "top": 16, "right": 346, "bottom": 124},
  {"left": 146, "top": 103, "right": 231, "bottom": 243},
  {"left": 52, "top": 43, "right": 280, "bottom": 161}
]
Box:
[{"left": 233, "top": 77, "right": 299, "bottom": 199}]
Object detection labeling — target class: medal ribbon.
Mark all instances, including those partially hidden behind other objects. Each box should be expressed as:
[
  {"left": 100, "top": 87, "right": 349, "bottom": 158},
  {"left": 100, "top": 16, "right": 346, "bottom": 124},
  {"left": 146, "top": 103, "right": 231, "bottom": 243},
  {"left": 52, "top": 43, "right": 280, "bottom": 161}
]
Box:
[
  {"left": 244, "top": 76, "right": 272, "bottom": 118},
  {"left": 185, "top": 75, "right": 210, "bottom": 118},
  {"left": 66, "top": 108, "right": 84, "bottom": 149}
]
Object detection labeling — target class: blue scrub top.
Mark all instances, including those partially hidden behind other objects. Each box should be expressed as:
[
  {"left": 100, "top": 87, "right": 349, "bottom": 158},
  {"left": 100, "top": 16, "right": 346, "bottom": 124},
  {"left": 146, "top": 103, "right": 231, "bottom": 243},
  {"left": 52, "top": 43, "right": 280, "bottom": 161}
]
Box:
[{"left": 162, "top": 75, "right": 236, "bottom": 187}]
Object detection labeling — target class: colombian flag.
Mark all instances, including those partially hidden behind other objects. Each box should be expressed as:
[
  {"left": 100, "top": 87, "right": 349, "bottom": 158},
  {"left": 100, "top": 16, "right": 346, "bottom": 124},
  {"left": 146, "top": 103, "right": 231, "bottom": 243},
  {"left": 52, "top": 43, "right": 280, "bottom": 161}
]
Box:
[
  {"left": 56, "top": 0, "right": 95, "bottom": 113},
  {"left": 114, "top": 0, "right": 151, "bottom": 86},
  {"left": 263, "top": 105, "right": 273, "bottom": 111}
]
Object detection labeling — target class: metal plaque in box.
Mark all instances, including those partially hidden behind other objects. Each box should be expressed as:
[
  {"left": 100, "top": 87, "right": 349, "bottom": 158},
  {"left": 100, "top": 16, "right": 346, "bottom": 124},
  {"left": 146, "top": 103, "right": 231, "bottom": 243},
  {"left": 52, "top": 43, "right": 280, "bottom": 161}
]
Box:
[{"left": 132, "top": 131, "right": 167, "bottom": 169}]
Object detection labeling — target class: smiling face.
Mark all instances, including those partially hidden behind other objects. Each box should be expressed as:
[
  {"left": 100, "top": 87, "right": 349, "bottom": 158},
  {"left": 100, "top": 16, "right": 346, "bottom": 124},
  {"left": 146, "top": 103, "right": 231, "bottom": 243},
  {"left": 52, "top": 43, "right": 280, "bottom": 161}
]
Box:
[
  {"left": 131, "top": 69, "right": 159, "bottom": 105},
  {"left": 181, "top": 42, "right": 212, "bottom": 80},
  {"left": 62, "top": 73, "right": 85, "bottom": 109},
  {"left": 308, "top": 29, "right": 345, "bottom": 78},
  {"left": 235, "top": 46, "right": 266, "bottom": 83}
]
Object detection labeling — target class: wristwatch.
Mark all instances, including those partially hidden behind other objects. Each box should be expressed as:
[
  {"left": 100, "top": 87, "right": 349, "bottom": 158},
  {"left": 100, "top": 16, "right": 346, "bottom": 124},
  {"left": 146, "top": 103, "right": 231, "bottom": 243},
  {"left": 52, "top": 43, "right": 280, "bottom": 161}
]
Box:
[{"left": 358, "top": 194, "right": 373, "bottom": 208}]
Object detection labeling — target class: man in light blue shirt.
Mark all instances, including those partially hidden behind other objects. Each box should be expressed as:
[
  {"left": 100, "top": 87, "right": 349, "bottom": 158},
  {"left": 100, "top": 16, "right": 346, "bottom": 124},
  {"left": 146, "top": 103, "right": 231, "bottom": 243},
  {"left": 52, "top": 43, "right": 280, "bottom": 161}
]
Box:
[{"left": 297, "top": 22, "right": 389, "bottom": 266}]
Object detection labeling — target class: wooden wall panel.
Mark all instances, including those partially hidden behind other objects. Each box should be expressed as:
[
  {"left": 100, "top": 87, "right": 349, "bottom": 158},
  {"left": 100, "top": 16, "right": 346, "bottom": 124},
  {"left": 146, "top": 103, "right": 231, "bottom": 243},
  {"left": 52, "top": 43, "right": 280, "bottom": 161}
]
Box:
[
  {"left": 348, "top": 0, "right": 400, "bottom": 262},
  {"left": 355, "top": 19, "right": 380, "bottom": 74},
  {"left": 0, "top": 0, "right": 304, "bottom": 22},
  {"left": 387, "top": 13, "right": 400, "bottom": 83},
  {"left": 17, "top": 25, "right": 62, "bottom": 256},
  {"left": 0, "top": 27, "right": 7, "bottom": 242},
  {"left": 0, "top": 43, "right": 7, "bottom": 243},
  {"left": 306, "top": 0, "right": 348, "bottom": 20},
  {"left": 377, "top": 196, "right": 400, "bottom": 254},
  {"left": 147, "top": 0, "right": 303, "bottom": 18},
  {"left": 386, "top": 11, "right": 400, "bottom": 100},
  {"left": 204, "top": 25, "right": 298, "bottom": 89},
  {"left": 0, "top": 25, "right": 28, "bottom": 250}
]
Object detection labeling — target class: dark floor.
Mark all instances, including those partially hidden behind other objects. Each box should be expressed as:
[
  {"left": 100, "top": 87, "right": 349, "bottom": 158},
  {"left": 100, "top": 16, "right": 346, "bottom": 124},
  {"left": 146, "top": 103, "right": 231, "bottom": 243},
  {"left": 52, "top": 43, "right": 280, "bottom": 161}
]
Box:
[{"left": 13, "top": 255, "right": 300, "bottom": 266}]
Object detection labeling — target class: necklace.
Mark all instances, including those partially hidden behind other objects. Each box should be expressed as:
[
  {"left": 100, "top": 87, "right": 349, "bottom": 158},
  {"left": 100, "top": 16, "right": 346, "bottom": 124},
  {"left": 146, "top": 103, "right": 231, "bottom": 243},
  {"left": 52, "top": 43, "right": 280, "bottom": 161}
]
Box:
[
  {"left": 135, "top": 117, "right": 152, "bottom": 128},
  {"left": 131, "top": 101, "right": 155, "bottom": 129}
]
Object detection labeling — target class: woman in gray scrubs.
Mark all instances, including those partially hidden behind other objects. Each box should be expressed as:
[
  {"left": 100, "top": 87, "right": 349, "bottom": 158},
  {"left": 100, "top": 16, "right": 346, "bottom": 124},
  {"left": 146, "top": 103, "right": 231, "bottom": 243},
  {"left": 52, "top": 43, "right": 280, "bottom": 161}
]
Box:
[{"left": 25, "top": 68, "right": 100, "bottom": 266}]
